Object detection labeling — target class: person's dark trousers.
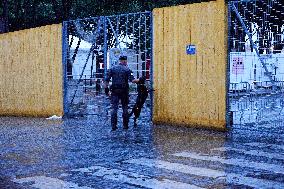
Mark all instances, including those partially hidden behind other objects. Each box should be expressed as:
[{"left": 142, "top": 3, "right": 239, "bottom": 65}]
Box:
[{"left": 110, "top": 89, "right": 129, "bottom": 130}]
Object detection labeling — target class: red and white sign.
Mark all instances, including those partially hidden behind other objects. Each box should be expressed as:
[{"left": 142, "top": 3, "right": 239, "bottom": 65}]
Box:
[{"left": 232, "top": 57, "right": 244, "bottom": 75}]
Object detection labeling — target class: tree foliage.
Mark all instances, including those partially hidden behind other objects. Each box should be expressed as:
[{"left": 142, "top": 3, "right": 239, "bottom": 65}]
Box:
[{"left": 0, "top": 0, "right": 211, "bottom": 32}]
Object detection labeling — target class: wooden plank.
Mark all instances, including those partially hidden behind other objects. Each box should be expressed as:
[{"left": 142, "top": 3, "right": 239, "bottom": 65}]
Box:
[
  {"left": 184, "top": 4, "right": 192, "bottom": 123},
  {"left": 163, "top": 7, "right": 170, "bottom": 121},
  {"left": 153, "top": 8, "right": 162, "bottom": 120},
  {"left": 189, "top": 2, "right": 198, "bottom": 125},
  {"left": 172, "top": 6, "right": 179, "bottom": 121},
  {"left": 54, "top": 24, "right": 63, "bottom": 115},
  {"left": 152, "top": 1, "right": 227, "bottom": 130},
  {"left": 0, "top": 24, "right": 63, "bottom": 117},
  {"left": 206, "top": 2, "right": 216, "bottom": 126},
  {"left": 153, "top": 9, "right": 158, "bottom": 120}
]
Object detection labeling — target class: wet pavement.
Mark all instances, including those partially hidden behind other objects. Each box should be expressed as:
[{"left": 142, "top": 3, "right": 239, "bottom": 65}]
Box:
[
  {"left": 1, "top": 111, "right": 284, "bottom": 188},
  {"left": 230, "top": 93, "right": 284, "bottom": 127}
]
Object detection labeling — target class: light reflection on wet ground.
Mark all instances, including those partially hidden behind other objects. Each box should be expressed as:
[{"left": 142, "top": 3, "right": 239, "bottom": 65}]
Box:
[
  {"left": 0, "top": 105, "right": 284, "bottom": 188},
  {"left": 230, "top": 93, "right": 284, "bottom": 125},
  {"left": 229, "top": 93, "right": 284, "bottom": 141}
]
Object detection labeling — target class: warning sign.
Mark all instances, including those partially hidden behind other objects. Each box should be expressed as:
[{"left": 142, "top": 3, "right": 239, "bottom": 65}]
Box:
[{"left": 232, "top": 57, "right": 244, "bottom": 75}]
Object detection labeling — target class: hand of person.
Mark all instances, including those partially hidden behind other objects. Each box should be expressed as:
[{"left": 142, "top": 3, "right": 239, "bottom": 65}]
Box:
[
  {"left": 132, "top": 78, "right": 140, "bottom": 84},
  {"left": 138, "top": 76, "right": 146, "bottom": 84}
]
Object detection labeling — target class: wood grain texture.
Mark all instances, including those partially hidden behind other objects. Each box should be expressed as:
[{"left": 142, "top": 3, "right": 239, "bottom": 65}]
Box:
[
  {"left": 153, "top": 0, "right": 227, "bottom": 130},
  {"left": 0, "top": 24, "right": 63, "bottom": 117}
]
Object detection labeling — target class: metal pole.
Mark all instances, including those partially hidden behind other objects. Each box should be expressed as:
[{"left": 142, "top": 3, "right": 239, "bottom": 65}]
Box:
[
  {"left": 62, "top": 21, "right": 69, "bottom": 115},
  {"left": 84, "top": 75, "right": 87, "bottom": 93},
  {"left": 107, "top": 17, "right": 122, "bottom": 50},
  {"left": 104, "top": 16, "right": 108, "bottom": 80},
  {"left": 132, "top": 14, "right": 135, "bottom": 51},
  {"left": 231, "top": 3, "right": 276, "bottom": 90},
  {"left": 138, "top": 13, "right": 141, "bottom": 53},
  {"left": 226, "top": 2, "right": 233, "bottom": 129},
  {"left": 91, "top": 51, "right": 95, "bottom": 79},
  {"left": 137, "top": 13, "right": 142, "bottom": 78},
  {"left": 126, "top": 15, "right": 129, "bottom": 47},
  {"left": 70, "top": 18, "right": 102, "bottom": 106},
  {"left": 144, "top": 14, "right": 147, "bottom": 77},
  {"left": 150, "top": 12, "right": 154, "bottom": 121},
  {"left": 116, "top": 15, "right": 120, "bottom": 48}
]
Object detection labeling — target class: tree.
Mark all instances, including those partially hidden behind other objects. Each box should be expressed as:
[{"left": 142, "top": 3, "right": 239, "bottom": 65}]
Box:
[
  {"left": 0, "top": 0, "right": 9, "bottom": 32},
  {"left": 3, "top": 0, "right": 216, "bottom": 33}
]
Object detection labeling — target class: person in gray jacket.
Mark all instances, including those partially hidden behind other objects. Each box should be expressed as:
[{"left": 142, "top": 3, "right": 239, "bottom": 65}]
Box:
[{"left": 104, "top": 56, "right": 139, "bottom": 131}]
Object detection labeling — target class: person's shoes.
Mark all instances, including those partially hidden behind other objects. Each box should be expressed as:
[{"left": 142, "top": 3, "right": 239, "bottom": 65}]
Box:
[
  {"left": 123, "top": 126, "right": 129, "bottom": 130},
  {"left": 111, "top": 127, "right": 118, "bottom": 131}
]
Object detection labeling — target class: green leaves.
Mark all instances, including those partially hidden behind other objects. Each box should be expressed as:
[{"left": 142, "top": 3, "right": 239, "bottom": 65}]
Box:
[{"left": 4, "top": 0, "right": 200, "bottom": 32}]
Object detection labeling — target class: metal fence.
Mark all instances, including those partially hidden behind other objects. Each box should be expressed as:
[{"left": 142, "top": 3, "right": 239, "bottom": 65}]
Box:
[
  {"left": 62, "top": 12, "right": 152, "bottom": 118},
  {"left": 227, "top": 0, "right": 284, "bottom": 128}
]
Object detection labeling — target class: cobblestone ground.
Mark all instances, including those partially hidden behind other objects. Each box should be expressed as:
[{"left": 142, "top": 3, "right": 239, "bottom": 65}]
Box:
[{"left": 1, "top": 99, "right": 284, "bottom": 188}]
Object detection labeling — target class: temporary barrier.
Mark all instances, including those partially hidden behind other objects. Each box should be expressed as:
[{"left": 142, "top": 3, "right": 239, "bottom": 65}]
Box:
[
  {"left": 227, "top": 0, "right": 284, "bottom": 130},
  {"left": 152, "top": 0, "right": 228, "bottom": 130},
  {"left": 0, "top": 24, "right": 63, "bottom": 117},
  {"left": 0, "top": 1, "right": 246, "bottom": 131}
]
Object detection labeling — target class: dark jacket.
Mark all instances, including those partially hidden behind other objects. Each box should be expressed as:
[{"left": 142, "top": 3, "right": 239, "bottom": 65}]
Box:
[{"left": 105, "top": 63, "right": 135, "bottom": 90}]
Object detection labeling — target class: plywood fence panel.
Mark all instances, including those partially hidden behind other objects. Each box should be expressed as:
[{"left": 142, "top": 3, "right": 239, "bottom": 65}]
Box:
[
  {"left": 0, "top": 24, "right": 63, "bottom": 117},
  {"left": 153, "top": 8, "right": 164, "bottom": 121},
  {"left": 153, "top": 0, "right": 227, "bottom": 130}
]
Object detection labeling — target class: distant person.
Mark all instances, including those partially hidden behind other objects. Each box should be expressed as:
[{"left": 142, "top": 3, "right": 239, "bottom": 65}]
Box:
[
  {"left": 95, "top": 79, "right": 101, "bottom": 95},
  {"left": 104, "top": 56, "right": 139, "bottom": 131}
]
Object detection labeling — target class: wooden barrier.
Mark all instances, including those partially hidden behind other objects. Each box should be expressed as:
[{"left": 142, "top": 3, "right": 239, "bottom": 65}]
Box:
[
  {"left": 0, "top": 24, "right": 63, "bottom": 117},
  {"left": 153, "top": 0, "right": 228, "bottom": 130}
]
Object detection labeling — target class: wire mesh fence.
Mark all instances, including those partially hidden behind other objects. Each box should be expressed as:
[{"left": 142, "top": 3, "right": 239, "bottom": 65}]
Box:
[
  {"left": 63, "top": 12, "right": 152, "bottom": 118},
  {"left": 228, "top": 0, "right": 284, "bottom": 128}
]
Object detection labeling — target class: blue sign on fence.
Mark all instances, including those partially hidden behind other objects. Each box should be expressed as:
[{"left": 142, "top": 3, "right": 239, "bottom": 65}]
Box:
[{"left": 186, "top": 45, "right": 196, "bottom": 55}]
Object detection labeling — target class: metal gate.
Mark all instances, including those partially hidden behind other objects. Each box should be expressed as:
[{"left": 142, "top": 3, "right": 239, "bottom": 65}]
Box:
[
  {"left": 62, "top": 12, "right": 152, "bottom": 121},
  {"left": 227, "top": 0, "right": 284, "bottom": 132}
]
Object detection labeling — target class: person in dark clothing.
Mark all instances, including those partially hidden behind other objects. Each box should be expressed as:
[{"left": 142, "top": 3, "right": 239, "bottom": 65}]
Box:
[
  {"left": 104, "top": 56, "right": 139, "bottom": 131},
  {"left": 95, "top": 79, "right": 101, "bottom": 95},
  {"left": 129, "top": 76, "right": 148, "bottom": 127}
]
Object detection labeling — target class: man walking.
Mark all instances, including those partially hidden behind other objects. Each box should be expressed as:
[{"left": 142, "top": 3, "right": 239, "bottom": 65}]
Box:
[{"left": 104, "top": 56, "right": 139, "bottom": 131}]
